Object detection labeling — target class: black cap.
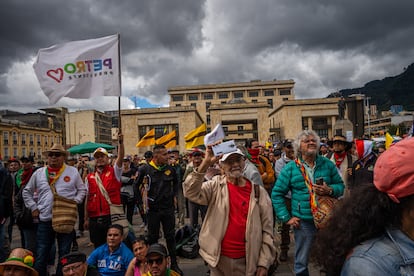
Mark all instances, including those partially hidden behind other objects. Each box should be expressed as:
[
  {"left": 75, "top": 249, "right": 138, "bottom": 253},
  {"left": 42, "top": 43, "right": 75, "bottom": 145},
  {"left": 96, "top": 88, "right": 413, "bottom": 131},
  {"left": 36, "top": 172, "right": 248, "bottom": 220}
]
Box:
[
  {"left": 60, "top": 252, "right": 86, "bottom": 267},
  {"left": 20, "top": 156, "right": 34, "bottom": 163},
  {"left": 146, "top": 243, "right": 168, "bottom": 257},
  {"left": 283, "top": 139, "right": 294, "bottom": 148}
]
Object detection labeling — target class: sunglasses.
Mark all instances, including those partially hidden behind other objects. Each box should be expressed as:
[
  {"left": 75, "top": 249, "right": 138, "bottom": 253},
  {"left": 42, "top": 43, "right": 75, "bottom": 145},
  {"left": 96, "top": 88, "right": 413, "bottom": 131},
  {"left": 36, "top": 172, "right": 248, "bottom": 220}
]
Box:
[
  {"left": 48, "top": 152, "right": 62, "bottom": 157},
  {"left": 147, "top": 257, "right": 164, "bottom": 265}
]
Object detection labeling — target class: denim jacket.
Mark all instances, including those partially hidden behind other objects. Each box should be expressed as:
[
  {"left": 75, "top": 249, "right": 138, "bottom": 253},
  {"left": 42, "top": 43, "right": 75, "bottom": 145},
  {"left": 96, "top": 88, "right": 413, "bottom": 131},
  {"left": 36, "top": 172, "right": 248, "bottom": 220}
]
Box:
[{"left": 341, "top": 228, "right": 414, "bottom": 275}]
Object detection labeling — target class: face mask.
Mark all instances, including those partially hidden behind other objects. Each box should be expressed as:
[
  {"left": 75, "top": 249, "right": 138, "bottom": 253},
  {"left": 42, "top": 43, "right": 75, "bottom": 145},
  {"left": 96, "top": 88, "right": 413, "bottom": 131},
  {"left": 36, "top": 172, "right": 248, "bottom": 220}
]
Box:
[{"left": 248, "top": 148, "right": 260, "bottom": 157}]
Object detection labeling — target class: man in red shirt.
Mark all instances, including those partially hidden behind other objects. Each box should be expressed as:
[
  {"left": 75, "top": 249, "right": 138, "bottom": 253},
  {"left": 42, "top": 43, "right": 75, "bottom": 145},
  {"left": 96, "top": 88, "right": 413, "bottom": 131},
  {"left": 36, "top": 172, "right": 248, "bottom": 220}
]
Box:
[
  {"left": 184, "top": 147, "right": 276, "bottom": 276},
  {"left": 84, "top": 133, "right": 125, "bottom": 248}
]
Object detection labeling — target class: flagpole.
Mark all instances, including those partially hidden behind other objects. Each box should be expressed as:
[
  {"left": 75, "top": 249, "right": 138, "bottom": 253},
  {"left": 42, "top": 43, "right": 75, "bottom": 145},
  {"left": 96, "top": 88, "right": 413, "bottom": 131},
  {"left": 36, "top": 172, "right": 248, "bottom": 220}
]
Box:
[{"left": 117, "top": 33, "right": 122, "bottom": 132}]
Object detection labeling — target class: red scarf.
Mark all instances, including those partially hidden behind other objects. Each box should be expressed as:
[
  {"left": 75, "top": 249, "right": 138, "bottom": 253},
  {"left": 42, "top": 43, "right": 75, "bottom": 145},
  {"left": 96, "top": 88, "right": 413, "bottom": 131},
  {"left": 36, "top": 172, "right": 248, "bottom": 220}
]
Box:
[
  {"left": 333, "top": 152, "right": 347, "bottom": 168},
  {"left": 20, "top": 168, "right": 33, "bottom": 187},
  {"left": 248, "top": 148, "right": 261, "bottom": 165}
]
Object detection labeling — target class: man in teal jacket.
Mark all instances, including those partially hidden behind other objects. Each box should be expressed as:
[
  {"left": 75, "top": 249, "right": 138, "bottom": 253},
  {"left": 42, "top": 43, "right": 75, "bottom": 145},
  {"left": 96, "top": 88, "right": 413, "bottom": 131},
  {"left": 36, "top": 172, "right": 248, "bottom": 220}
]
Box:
[{"left": 271, "top": 130, "right": 344, "bottom": 275}]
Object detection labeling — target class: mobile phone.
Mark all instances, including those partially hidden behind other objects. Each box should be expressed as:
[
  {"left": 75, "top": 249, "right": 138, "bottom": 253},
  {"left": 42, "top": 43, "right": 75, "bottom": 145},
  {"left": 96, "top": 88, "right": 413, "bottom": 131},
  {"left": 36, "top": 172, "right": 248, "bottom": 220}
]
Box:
[{"left": 316, "top": 177, "right": 323, "bottom": 185}]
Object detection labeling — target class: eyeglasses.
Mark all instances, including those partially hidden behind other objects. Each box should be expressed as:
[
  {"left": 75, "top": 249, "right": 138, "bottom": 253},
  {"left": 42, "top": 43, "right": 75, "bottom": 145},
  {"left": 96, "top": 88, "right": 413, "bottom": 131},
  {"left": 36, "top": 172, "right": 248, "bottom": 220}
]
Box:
[
  {"left": 62, "top": 263, "right": 83, "bottom": 273},
  {"left": 147, "top": 257, "right": 164, "bottom": 265},
  {"left": 48, "top": 152, "right": 62, "bottom": 157}
]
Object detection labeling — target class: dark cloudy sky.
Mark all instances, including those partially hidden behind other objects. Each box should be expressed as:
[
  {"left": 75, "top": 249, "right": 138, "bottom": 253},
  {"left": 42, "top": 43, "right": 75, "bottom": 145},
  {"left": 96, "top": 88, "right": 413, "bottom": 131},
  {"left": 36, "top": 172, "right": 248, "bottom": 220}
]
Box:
[{"left": 1, "top": 0, "right": 413, "bottom": 112}]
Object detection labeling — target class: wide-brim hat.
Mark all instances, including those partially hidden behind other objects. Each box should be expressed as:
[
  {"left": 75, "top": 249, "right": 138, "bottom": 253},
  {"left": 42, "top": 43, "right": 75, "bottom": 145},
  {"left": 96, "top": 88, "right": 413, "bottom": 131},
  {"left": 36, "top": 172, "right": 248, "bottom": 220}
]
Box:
[
  {"left": 327, "top": 135, "right": 352, "bottom": 151},
  {"left": 42, "top": 144, "right": 68, "bottom": 157},
  {"left": 0, "top": 248, "right": 38, "bottom": 276}
]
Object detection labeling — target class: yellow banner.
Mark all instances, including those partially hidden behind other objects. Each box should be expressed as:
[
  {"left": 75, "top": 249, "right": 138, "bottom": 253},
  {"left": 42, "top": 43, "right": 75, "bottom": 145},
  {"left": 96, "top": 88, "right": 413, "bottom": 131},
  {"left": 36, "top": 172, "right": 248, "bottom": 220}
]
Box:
[
  {"left": 136, "top": 129, "right": 155, "bottom": 147},
  {"left": 155, "top": 130, "right": 176, "bottom": 148},
  {"left": 184, "top": 124, "right": 206, "bottom": 150}
]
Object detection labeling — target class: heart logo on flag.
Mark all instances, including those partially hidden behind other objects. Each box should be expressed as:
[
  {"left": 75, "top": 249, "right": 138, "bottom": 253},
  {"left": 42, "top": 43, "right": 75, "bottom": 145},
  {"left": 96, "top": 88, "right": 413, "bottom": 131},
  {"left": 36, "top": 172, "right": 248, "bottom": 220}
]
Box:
[{"left": 47, "top": 68, "right": 64, "bottom": 83}]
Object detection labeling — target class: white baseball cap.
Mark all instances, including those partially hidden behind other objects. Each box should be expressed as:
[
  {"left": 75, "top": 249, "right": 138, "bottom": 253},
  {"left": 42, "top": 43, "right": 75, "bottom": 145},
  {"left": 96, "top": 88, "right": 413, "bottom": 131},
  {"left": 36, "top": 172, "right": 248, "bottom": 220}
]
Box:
[
  {"left": 219, "top": 148, "right": 245, "bottom": 162},
  {"left": 93, "top": 147, "right": 108, "bottom": 157}
]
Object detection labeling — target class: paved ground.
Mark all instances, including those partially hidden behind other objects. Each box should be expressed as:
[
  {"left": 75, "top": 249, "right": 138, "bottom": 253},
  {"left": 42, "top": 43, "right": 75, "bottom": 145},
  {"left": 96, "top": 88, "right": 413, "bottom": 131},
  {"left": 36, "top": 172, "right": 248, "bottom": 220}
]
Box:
[{"left": 8, "top": 213, "right": 322, "bottom": 275}]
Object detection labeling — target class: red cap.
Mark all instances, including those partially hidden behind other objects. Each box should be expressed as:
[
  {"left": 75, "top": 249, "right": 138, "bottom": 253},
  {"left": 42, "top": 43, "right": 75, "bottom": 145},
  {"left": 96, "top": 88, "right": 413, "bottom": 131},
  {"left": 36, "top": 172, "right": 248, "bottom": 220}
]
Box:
[{"left": 374, "top": 138, "right": 414, "bottom": 203}]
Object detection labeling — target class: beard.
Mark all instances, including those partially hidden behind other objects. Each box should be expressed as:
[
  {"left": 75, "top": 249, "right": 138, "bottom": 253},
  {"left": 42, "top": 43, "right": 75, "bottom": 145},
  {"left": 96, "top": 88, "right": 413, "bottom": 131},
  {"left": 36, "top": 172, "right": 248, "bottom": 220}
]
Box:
[{"left": 225, "top": 167, "right": 243, "bottom": 179}]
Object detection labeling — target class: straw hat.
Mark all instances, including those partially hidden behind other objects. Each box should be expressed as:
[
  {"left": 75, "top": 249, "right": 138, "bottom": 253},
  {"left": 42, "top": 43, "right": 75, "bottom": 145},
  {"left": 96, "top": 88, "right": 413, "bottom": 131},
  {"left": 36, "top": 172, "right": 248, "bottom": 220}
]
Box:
[
  {"left": 0, "top": 248, "right": 38, "bottom": 276},
  {"left": 42, "top": 144, "right": 68, "bottom": 157}
]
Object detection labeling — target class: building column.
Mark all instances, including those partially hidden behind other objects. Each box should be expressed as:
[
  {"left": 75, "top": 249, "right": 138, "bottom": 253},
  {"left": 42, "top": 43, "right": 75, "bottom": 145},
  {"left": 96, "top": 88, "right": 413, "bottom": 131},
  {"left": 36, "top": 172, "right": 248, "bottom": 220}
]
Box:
[
  {"left": 331, "top": 116, "right": 336, "bottom": 138},
  {"left": 307, "top": 117, "right": 313, "bottom": 130}
]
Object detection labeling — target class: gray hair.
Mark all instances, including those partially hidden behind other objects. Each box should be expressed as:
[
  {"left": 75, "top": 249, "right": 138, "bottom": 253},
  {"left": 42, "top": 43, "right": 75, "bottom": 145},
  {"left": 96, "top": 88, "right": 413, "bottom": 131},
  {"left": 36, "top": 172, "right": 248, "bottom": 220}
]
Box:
[{"left": 293, "top": 130, "right": 321, "bottom": 158}]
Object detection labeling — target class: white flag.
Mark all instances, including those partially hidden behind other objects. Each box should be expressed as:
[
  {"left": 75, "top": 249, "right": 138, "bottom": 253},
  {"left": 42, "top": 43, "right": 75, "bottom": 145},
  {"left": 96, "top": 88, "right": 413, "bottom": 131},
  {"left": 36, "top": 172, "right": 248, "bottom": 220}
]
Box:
[{"left": 33, "top": 34, "right": 120, "bottom": 104}]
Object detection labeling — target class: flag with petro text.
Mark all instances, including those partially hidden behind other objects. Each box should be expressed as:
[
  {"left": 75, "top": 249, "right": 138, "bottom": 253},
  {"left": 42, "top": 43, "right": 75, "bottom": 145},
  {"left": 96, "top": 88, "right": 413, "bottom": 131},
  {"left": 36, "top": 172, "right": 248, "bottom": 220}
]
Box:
[{"left": 33, "top": 34, "right": 120, "bottom": 104}]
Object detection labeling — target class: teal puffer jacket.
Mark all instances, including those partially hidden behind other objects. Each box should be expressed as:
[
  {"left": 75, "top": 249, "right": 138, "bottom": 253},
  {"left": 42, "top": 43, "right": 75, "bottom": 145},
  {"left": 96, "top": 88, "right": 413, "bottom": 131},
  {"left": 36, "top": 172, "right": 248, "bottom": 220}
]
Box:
[{"left": 271, "top": 155, "right": 344, "bottom": 223}]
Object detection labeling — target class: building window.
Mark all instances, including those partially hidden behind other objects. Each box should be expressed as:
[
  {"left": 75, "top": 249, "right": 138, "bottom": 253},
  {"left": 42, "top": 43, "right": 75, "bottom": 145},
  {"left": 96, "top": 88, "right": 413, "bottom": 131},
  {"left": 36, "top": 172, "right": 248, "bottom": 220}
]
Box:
[
  {"left": 234, "top": 91, "right": 243, "bottom": 98},
  {"left": 37, "top": 148, "right": 41, "bottom": 158},
  {"left": 3, "top": 131, "right": 9, "bottom": 145},
  {"left": 190, "top": 103, "right": 196, "bottom": 107},
  {"left": 4, "top": 148, "right": 9, "bottom": 159},
  {"left": 204, "top": 93, "right": 213, "bottom": 100},
  {"left": 264, "top": 90, "right": 274, "bottom": 96},
  {"left": 13, "top": 147, "right": 18, "bottom": 158},
  {"left": 267, "top": 99, "right": 273, "bottom": 108},
  {"left": 248, "top": 90, "right": 259, "bottom": 97},
  {"left": 218, "top": 92, "right": 229, "bottom": 99},
  {"left": 29, "top": 134, "right": 34, "bottom": 146},
  {"left": 138, "top": 126, "right": 147, "bottom": 139},
  {"left": 22, "top": 148, "right": 26, "bottom": 157},
  {"left": 12, "top": 132, "right": 18, "bottom": 145},
  {"left": 252, "top": 99, "right": 258, "bottom": 103},
  {"left": 207, "top": 115, "right": 211, "bottom": 125},
  {"left": 188, "top": 94, "right": 198, "bottom": 101},
  {"left": 279, "top": 89, "right": 291, "bottom": 95},
  {"left": 172, "top": 95, "right": 184, "bottom": 102},
  {"left": 206, "top": 102, "right": 211, "bottom": 110}
]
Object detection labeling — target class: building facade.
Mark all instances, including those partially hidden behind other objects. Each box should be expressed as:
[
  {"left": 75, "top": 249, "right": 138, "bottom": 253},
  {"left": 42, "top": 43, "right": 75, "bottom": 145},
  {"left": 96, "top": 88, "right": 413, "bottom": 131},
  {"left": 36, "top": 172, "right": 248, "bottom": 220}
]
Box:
[
  {"left": 1, "top": 116, "right": 62, "bottom": 161},
  {"left": 168, "top": 79, "right": 295, "bottom": 131},
  {"left": 66, "top": 110, "right": 112, "bottom": 147},
  {"left": 269, "top": 95, "right": 365, "bottom": 141},
  {"left": 121, "top": 106, "right": 203, "bottom": 155}
]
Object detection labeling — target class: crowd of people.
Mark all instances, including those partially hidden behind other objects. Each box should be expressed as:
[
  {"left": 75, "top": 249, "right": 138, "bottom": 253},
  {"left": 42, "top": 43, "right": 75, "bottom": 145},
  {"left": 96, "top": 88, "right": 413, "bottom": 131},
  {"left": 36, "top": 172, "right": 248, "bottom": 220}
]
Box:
[{"left": 0, "top": 129, "right": 413, "bottom": 276}]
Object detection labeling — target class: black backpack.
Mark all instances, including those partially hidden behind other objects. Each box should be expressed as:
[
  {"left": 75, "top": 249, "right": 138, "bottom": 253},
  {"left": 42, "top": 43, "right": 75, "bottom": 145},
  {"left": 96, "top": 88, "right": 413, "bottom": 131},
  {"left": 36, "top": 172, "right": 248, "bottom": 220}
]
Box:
[{"left": 175, "top": 224, "right": 199, "bottom": 259}]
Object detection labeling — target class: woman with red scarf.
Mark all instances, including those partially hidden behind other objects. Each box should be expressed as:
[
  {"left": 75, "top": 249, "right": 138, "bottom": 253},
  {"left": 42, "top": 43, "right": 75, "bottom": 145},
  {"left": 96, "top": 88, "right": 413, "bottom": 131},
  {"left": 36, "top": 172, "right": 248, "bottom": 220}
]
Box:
[
  {"left": 15, "top": 156, "right": 38, "bottom": 253},
  {"left": 326, "top": 135, "right": 355, "bottom": 197},
  {"left": 245, "top": 139, "right": 275, "bottom": 195}
]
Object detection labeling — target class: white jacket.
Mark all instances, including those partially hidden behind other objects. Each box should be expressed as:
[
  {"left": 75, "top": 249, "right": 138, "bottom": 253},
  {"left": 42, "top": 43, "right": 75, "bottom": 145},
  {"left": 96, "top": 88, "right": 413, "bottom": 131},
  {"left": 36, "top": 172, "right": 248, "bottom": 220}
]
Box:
[{"left": 22, "top": 165, "right": 87, "bottom": 222}]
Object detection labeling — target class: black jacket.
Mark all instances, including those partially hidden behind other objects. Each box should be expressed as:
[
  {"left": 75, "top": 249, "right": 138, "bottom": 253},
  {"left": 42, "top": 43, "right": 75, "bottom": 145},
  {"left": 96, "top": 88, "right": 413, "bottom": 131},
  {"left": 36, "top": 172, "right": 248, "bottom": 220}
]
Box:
[{"left": 136, "top": 163, "right": 178, "bottom": 211}]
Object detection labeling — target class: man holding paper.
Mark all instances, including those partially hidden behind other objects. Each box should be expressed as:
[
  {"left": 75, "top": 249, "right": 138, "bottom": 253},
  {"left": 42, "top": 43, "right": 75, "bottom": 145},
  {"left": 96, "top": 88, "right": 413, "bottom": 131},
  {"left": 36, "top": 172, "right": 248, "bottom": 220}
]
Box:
[{"left": 183, "top": 146, "right": 276, "bottom": 276}]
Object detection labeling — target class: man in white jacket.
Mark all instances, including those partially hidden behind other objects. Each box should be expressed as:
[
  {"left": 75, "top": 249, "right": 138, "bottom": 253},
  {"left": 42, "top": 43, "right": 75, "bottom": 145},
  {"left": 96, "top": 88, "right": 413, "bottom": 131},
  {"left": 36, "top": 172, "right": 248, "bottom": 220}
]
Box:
[{"left": 23, "top": 144, "right": 86, "bottom": 276}]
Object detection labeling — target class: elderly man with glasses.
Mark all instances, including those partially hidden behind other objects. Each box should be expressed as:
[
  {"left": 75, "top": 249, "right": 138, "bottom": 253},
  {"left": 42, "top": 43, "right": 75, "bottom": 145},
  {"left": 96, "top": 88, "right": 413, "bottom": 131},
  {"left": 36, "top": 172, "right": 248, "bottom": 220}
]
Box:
[
  {"left": 22, "top": 144, "right": 87, "bottom": 276},
  {"left": 272, "top": 130, "right": 344, "bottom": 275}
]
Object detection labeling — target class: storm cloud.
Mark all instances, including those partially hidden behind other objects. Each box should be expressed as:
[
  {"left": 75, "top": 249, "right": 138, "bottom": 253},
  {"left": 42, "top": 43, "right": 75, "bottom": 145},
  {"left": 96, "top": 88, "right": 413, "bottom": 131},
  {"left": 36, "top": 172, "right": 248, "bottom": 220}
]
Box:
[{"left": 1, "top": 0, "right": 413, "bottom": 112}]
